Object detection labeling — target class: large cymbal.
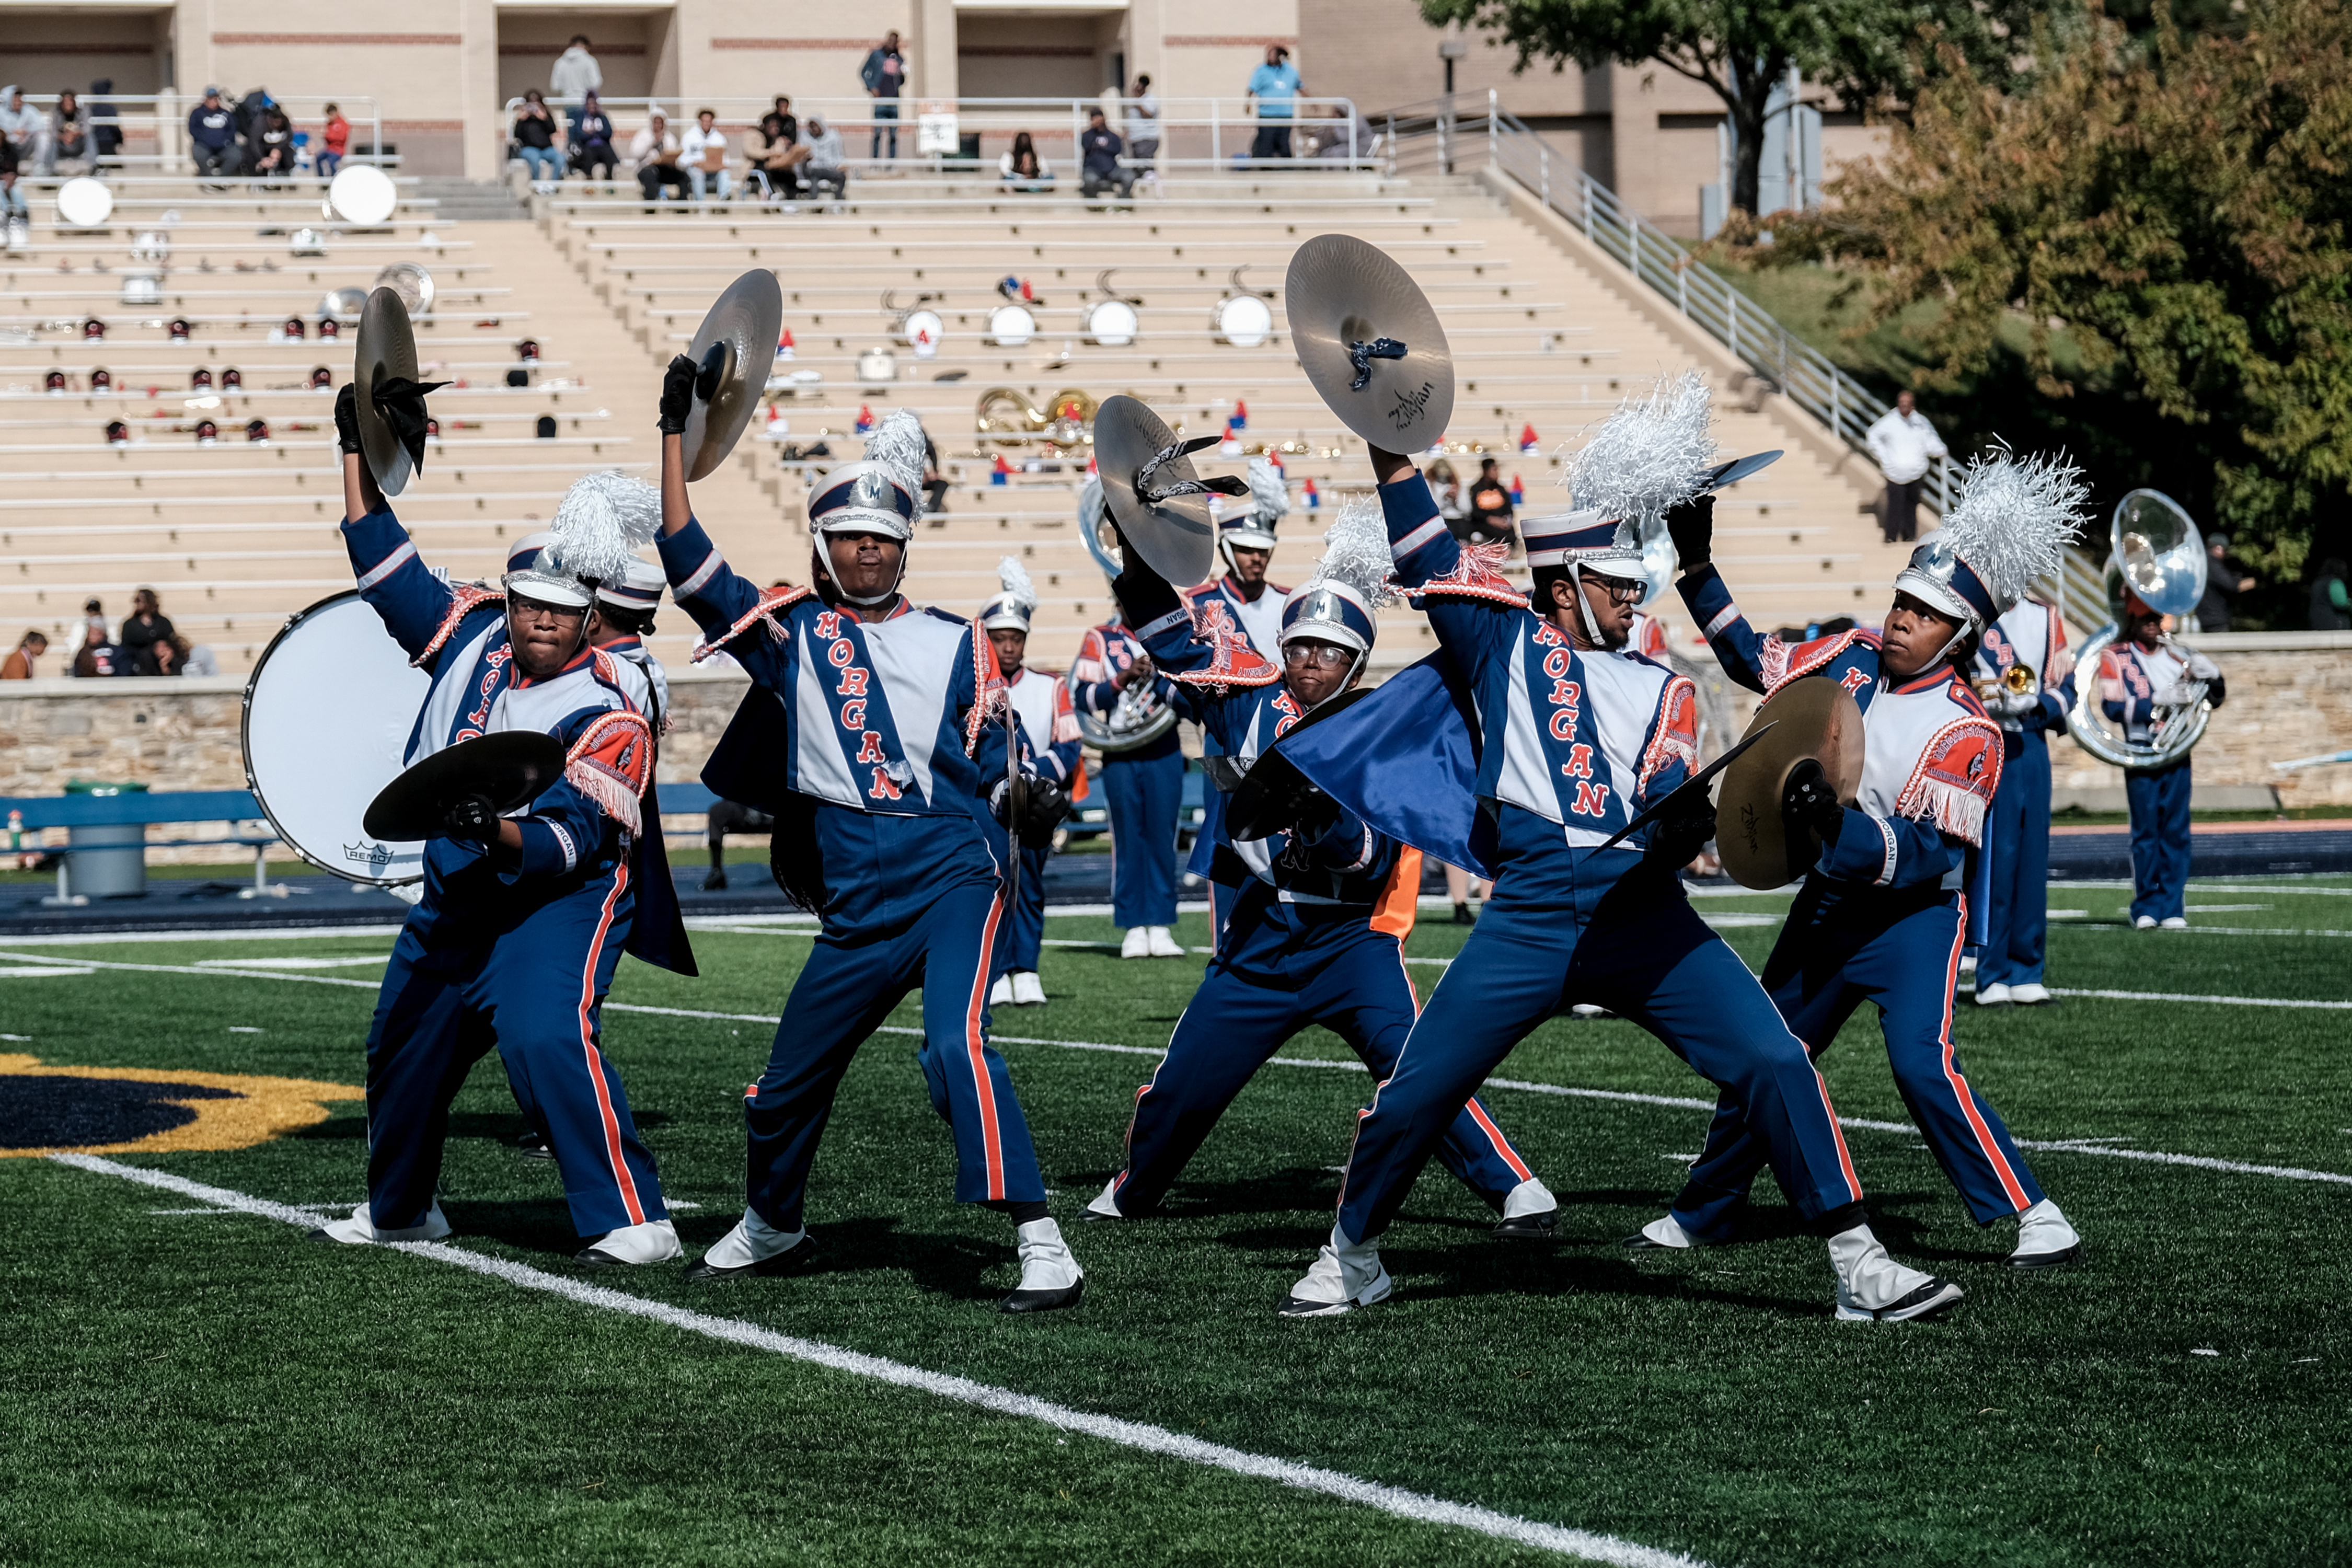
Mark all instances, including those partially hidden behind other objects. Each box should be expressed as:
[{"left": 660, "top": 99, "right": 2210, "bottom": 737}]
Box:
[
  {"left": 362, "top": 731, "right": 567, "bottom": 843},
  {"left": 1094, "top": 394, "right": 1230, "bottom": 587},
  {"left": 1714, "top": 677, "right": 1866, "bottom": 890},
  {"left": 355, "top": 286, "right": 420, "bottom": 495},
  {"left": 683, "top": 270, "right": 784, "bottom": 481},
  {"left": 1284, "top": 234, "right": 1453, "bottom": 452}
]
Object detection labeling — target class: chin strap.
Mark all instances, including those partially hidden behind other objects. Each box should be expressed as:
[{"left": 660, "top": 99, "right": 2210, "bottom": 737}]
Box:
[
  {"left": 1570, "top": 563, "right": 1606, "bottom": 647},
  {"left": 813, "top": 535, "right": 909, "bottom": 607}
]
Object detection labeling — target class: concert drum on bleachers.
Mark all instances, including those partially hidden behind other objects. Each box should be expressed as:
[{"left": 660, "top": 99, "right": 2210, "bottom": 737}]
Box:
[{"left": 241, "top": 591, "right": 434, "bottom": 885}]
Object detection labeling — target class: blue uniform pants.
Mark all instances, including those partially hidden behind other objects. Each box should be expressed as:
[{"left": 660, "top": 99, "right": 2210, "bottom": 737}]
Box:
[
  {"left": 1103, "top": 750, "right": 1182, "bottom": 928},
  {"left": 1336, "top": 871, "right": 1863, "bottom": 1246},
  {"left": 364, "top": 864, "right": 665, "bottom": 1238},
  {"left": 745, "top": 879, "right": 1046, "bottom": 1231},
  {"left": 2126, "top": 760, "right": 2193, "bottom": 923},
  {"left": 1671, "top": 887, "right": 2045, "bottom": 1238},
  {"left": 1108, "top": 890, "right": 1538, "bottom": 1217},
  {"left": 1979, "top": 735, "right": 2052, "bottom": 988},
  {"left": 991, "top": 840, "right": 1051, "bottom": 975}
]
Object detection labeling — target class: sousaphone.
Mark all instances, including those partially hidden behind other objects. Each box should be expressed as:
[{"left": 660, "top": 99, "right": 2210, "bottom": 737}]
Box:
[
  {"left": 683, "top": 270, "right": 785, "bottom": 481},
  {"left": 1284, "top": 234, "right": 1454, "bottom": 452},
  {"left": 1093, "top": 394, "right": 1246, "bottom": 587},
  {"left": 1713, "top": 677, "right": 1866, "bottom": 890}
]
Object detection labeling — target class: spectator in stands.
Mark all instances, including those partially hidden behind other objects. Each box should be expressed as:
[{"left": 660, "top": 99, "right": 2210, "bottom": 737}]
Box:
[
  {"left": 1312, "top": 103, "right": 1371, "bottom": 162},
  {"left": 1866, "top": 389, "right": 1945, "bottom": 543},
  {"left": 1079, "top": 109, "right": 1132, "bottom": 204},
  {"left": 682, "top": 108, "right": 732, "bottom": 203},
  {"left": 569, "top": 93, "right": 617, "bottom": 182},
  {"left": 71, "top": 621, "right": 126, "bottom": 678},
  {"left": 1425, "top": 457, "right": 1462, "bottom": 522},
  {"left": 317, "top": 103, "right": 349, "bottom": 180},
  {"left": 48, "top": 90, "right": 91, "bottom": 177},
  {"left": 630, "top": 110, "right": 689, "bottom": 206},
  {"left": 748, "top": 96, "right": 806, "bottom": 202},
  {"left": 0, "top": 160, "right": 25, "bottom": 233},
  {"left": 188, "top": 87, "right": 241, "bottom": 178},
  {"left": 172, "top": 634, "right": 220, "bottom": 677},
  {"left": 551, "top": 36, "right": 602, "bottom": 102},
  {"left": 512, "top": 89, "right": 563, "bottom": 191},
  {"left": 922, "top": 433, "right": 950, "bottom": 514},
  {"left": 862, "top": 30, "right": 906, "bottom": 163},
  {"left": 120, "top": 588, "right": 178, "bottom": 676},
  {"left": 250, "top": 104, "right": 296, "bottom": 186},
  {"left": 999, "top": 131, "right": 1053, "bottom": 193},
  {"left": 89, "top": 79, "right": 121, "bottom": 166},
  {"left": 233, "top": 87, "right": 275, "bottom": 171},
  {"left": 1, "top": 630, "right": 45, "bottom": 680},
  {"left": 800, "top": 114, "right": 847, "bottom": 200},
  {"left": 0, "top": 87, "right": 45, "bottom": 171},
  {"left": 2311, "top": 559, "right": 2351, "bottom": 632},
  {"left": 2193, "top": 532, "right": 2257, "bottom": 633},
  {"left": 83, "top": 597, "right": 108, "bottom": 643},
  {"left": 1246, "top": 45, "right": 1301, "bottom": 163},
  {"left": 1460, "top": 457, "right": 1516, "bottom": 547},
  {"left": 1125, "top": 74, "right": 1160, "bottom": 186}
]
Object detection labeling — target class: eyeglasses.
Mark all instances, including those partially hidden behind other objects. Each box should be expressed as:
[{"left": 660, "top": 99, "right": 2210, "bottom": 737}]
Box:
[
  {"left": 511, "top": 597, "right": 585, "bottom": 625},
  {"left": 1590, "top": 577, "right": 1644, "bottom": 606},
  {"left": 1282, "top": 642, "right": 1353, "bottom": 669}
]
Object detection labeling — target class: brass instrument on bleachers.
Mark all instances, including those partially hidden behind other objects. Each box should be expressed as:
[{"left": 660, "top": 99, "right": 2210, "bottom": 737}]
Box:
[
  {"left": 975, "top": 386, "right": 1098, "bottom": 448},
  {"left": 1973, "top": 661, "right": 2037, "bottom": 705},
  {"left": 2066, "top": 489, "right": 2211, "bottom": 770},
  {"left": 374, "top": 262, "right": 435, "bottom": 319}
]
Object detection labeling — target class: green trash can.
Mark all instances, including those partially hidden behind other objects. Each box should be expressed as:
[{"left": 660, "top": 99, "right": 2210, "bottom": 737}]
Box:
[{"left": 64, "top": 779, "right": 148, "bottom": 900}]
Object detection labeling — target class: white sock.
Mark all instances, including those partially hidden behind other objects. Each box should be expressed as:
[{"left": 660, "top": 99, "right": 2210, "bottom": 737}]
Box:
[
  {"left": 1502, "top": 1177, "right": 1555, "bottom": 1219},
  {"left": 702, "top": 1207, "right": 805, "bottom": 1270},
  {"left": 1016, "top": 1217, "right": 1082, "bottom": 1291}
]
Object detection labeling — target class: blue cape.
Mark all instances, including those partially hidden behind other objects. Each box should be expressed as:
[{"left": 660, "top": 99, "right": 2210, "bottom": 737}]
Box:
[{"left": 1276, "top": 653, "right": 1497, "bottom": 880}]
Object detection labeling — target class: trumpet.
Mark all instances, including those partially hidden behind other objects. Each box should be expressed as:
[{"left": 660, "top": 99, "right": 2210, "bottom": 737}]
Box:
[{"left": 1974, "top": 662, "right": 2037, "bottom": 704}]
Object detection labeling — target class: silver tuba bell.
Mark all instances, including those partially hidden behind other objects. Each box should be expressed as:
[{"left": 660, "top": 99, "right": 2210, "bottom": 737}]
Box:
[
  {"left": 1070, "top": 473, "right": 1177, "bottom": 753},
  {"left": 2067, "top": 488, "right": 2211, "bottom": 769}
]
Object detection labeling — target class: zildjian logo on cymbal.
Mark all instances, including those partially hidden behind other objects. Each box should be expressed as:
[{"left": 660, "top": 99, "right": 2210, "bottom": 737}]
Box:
[{"left": 1386, "top": 380, "right": 1435, "bottom": 430}]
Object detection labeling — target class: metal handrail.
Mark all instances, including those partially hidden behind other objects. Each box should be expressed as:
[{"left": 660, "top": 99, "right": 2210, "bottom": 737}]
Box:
[
  {"left": 1378, "top": 89, "right": 1952, "bottom": 515},
  {"left": 3, "top": 93, "right": 387, "bottom": 178}
]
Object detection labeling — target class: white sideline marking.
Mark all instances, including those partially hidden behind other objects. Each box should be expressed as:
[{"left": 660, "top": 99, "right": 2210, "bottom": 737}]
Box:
[
  {"left": 194, "top": 955, "right": 390, "bottom": 970},
  {"left": 13, "top": 954, "right": 2351, "bottom": 1186},
  {"left": 54, "top": 1154, "right": 1705, "bottom": 1568},
  {"left": 0, "top": 966, "right": 94, "bottom": 978}
]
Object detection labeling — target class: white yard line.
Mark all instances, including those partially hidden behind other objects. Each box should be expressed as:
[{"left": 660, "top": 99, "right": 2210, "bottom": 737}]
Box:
[
  {"left": 51, "top": 1154, "right": 1705, "bottom": 1568},
  {"left": 12, "top": 954, "right": 2350, "bottom": 1187},
  {"left": 0, "top": 965, "right": 96, "bottom": 978}
]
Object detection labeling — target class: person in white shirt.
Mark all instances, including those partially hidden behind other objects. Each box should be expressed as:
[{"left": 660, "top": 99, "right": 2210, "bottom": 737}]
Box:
[
  {"left": 550, "top": 37, "right": 602, "bottom": 102},
  {"left": 629, "top": 111, "right": 688, "bottom": 205},
  {"left": 680, "top": 109, "right": 731, "bottom": 202},
  {"left": 1865, "top": 391, "right": 1948, "bottom": 544},
  {"left": 1124, "top": 75, "right": 1160, "bottom": 183}
]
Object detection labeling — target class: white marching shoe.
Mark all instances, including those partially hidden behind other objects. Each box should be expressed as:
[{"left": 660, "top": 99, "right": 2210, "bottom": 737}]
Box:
[
  {"left": 2134, "top": 915, "right": 2158, "bottom": 930},
  {"left": 1623, "top": 1213, "right": 1699, "bottom": 1251},
  {"left": 1011, "top": 970, "right": 1047, "bottom": 1006},
  {"left": 1001, "top": 1218, "right": 1086, "bottom": 1313},
  {"left": 1279, "top": 1224, "right": 1392, "bottom": 1318},
  {"left": 309, "top": 1200, "right": 451, "bottom": 1246},
  {"left": 1146, "top": 926, "right": 1185, "bottom": 958},
  {"left": 1493, "top": 1177, "right": 1559, "bottom": 1239},
  {"left": 1975, "top": 983, "right": 2013, "bottom": 1007},
  {"left": 1120, "top": 927, "right": 1150, "bottom": 959},
  {"left": 2160, "top": 916, "right": 2189, "bottom": 930},
  {"left": 683, "top": 1207, "right": 811, "bottom": 1282},
  {"left": 1083, "top": 1175, "right": 1124, "bottom": 1221},
  {"left": 990, "top": 973, "right": 1015, "bottom": 1006},
  {"left": 2010, "top": 1198, "right": 2084, "bottom": 1269},
  {"left": 1828, "top": 1223, "right": 1963, "bottom": 1322},
  {"left": 2009, "top": 982, "right": 2053, "bottom": 1006},
  {"left": 577, "top": 1217, "right": 683, "bottom": 1267}
]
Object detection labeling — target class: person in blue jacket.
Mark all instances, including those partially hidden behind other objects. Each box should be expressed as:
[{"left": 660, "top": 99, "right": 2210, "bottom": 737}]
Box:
[
  {"left": 651, "top": 358, "right": 1085, "bottom": 1312},
  {"left": 313, "top": 386, "right": 690, "bottom": 1266},
  {"left": 1971, "top": 593, "right": 2076, "bottom": 1004},
  {"left": 1083, "top": 498, "right": 1558, "bottom": 1231},
  {"left": 1639, "top": 446, "right": 2087, "bottom": 1271}
]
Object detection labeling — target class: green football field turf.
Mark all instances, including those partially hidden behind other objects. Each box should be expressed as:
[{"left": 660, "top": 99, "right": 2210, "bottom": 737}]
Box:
[{"left": 3, "top": 877, "right": 2348, "bottom": 1567}]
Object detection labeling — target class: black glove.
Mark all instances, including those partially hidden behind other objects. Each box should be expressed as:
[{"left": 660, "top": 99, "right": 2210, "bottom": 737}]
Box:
[
  {"left": 332, "top": 382, "right": 363, "bottom": 456},
  {"left": 444, "top": 792, "right": 500, "bottom": 844},
  {"left": 1286, "top": 788, "right": 1343, "bottom": 849},
  {"left": 1781, "top": 758, "right": 1844, "bottom": 844},
  {"left": 1019, "top": 777, "right": 1071, "bottom": 849},
  {"left": 1665, "top": 493, "right": 1714, "bottom": 573},
  {"left": 658, "top": 353, "right": 699, "bottom": 436},
  {"left": 1646, "top": 799, "right": 1717, "bottom": 870}
]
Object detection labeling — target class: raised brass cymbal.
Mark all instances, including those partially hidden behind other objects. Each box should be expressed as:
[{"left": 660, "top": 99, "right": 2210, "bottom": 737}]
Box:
[
  {"left": 1284, "top": 233, "right": 1454, "bottom": 452},
  {"left": 1094, "top": 394, "right": 1223, "bottom": 587},
  {"left": 683, "top": 270, "right": 784, "bottom": 481},
  {"left": 1714, "top": 676, "right": 1866, "bottom": 890},
  {"left": 354, "top": 285, "right": 420, "bottom": 495}
]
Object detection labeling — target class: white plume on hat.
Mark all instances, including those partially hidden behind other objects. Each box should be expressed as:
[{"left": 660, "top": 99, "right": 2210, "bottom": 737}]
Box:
[
  {"left": 1246, "top": 456, "right": 1290, "bottom": 525},
  {"left": 544, "top": 470, "right": 662, "bottom": 587},
  {"left": 1565, "top": 370, "right": 1720, "bottom": 532},
  {"left": 1306, "top": 495, "right": 1399, "bottom": 611},
  {"left": 1933, "top": 442, "right": 2091, "bottom": 609},
  {"left": 995, "top": 555, "right": 1037, "bottom": 611},
  {"left": 861, "top": 409, "right": 929, "bottom": 522}
]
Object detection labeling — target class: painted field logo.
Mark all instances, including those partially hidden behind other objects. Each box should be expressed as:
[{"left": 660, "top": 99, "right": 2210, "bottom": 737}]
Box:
[{"left": 0, "top": 1053, "right": 360, "bottom": 1158}]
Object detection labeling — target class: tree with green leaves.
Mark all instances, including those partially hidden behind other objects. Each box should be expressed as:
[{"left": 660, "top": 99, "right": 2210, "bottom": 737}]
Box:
[{"left": 1419, "top": 0, "right": 2042, "bottom": 215}]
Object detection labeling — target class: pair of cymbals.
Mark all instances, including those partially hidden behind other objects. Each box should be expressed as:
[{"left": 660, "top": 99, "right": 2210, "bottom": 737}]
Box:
[{"left": 1285, "top": 234, "right": 1455, "bottom": 453}]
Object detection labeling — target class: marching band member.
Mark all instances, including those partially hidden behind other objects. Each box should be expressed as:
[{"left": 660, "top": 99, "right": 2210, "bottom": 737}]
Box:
[
  {"left": 1072, "top": 479, "right": 1186, "bottom": 961},
  {"left": 1085, "top": 499, "right": 1558, "bottom": 1232},
  {"left": 651, "top": 360, "right": 1086, "bottom": 1312},
  {"left": 587, "top": 557, "right": 674, "bottom": 732},
  {"left": 2102, "top": 593, "right": 2225, "bottom": 929},
  {"left": 1183, "top": 456, "right": 1292, "bottom": 656},
  {"left": 1648, "top": 446, "right": 2088, "bottom": 1270},
  {"left": 316, "top": 386, "right": 689, "bottom": 1266},
  {"left": 980, "top": 557, "right": 1082, "bottom": 1007},
  {"left": 1275, "top": 393, "right": 1945, "bottom": 1323},
  {"left": 1971, "top": 590, "right": 2076, "bottom": 1004}
]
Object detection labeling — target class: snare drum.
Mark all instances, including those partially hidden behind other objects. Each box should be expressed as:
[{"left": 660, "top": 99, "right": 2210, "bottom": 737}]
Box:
[{"left": 242, "top": 591, "right": 433, "bottom": 884}]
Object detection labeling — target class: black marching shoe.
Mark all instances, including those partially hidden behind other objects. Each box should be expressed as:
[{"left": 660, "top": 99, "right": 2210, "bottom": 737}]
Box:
[
  {"left": 1492, "top": 1208, "right": 1559, "bottom": 1240},
  {"left": 701, "top": 867, "right": 730, "bottom": 892},
  {"left": 683, "top": 1216, "right": 815, "bottom": 1282}
]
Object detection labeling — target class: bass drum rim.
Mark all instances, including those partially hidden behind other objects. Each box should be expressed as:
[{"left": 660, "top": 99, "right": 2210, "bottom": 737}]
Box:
[
  {"left": 2065, "top": 623, "right": 2210, "bottom": 770},
  {"left": 240, "top": 589, "right": 426, "bottom": 886}
]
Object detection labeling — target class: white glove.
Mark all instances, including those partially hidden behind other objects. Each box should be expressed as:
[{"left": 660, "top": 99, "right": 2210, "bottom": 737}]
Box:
[
  {"left": 2183, "top": 650, "right": 2221, "bottom": 681},
  {"left": 1992, "top": 687, "right": 2040, "bottom": 718},
  {"left": 2151, "top": 682, "right": 2201, "bottom": 707}
]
